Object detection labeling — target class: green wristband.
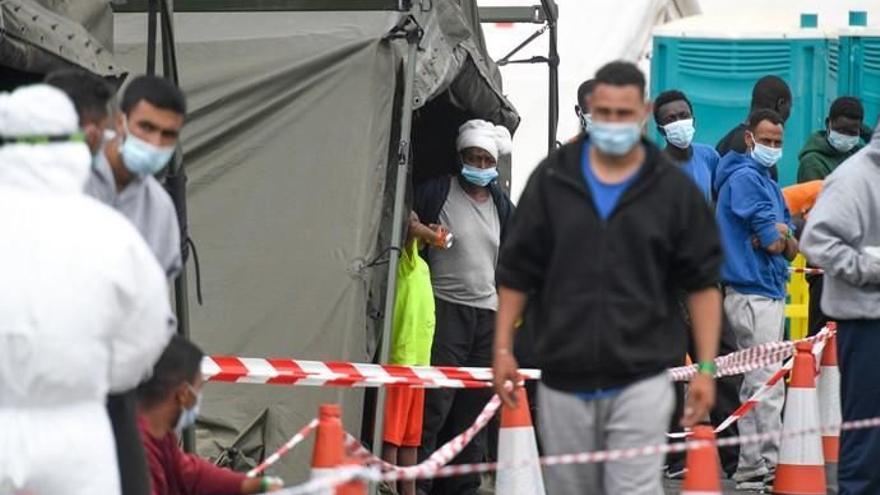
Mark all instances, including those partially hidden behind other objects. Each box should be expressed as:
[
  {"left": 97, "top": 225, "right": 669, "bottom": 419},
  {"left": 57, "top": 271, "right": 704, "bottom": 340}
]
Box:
[
  {"left": 260, "top": 477, "right": 269, "bottom": 492},
  {"left": 697, "top": 361, "right": 717, "bottom": 376}
]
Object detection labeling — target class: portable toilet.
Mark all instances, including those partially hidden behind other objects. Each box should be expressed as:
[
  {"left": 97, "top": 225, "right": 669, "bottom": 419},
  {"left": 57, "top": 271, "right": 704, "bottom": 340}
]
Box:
[
  {"left": 836, "top": 12, "right": 880, "bottom": 130},
  {"left": 651, "top": 12, "right": 834, "bottom": 186}
]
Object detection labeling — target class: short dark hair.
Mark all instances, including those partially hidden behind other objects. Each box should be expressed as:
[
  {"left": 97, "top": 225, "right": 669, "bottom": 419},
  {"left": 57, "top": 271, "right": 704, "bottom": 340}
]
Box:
[
  {"left": 829, "top": 96, "right": 864, "bottom": 122},
  {"left": 120, "top": 75, "right": 187, "bottom": 116},
  {"left": 576, "top": 79, "right": 597, "bottom": 108},
  {"left": 44, "top": 69, "right": 113, "bottom": 123},
  {"left": 750, "top": 76, "right": 791, "bottom": 111},
  {"left": 594, "top": 61, "right": 646, "bottom": 98},
  {"left": 137, "top": 335, "right": 204, "bottom": 408},
  {"left": 747, "top": 109, "right": 784, "bottom": 131},
  {"left": 653, "top": 89, "right": 692, "bottom": 123}
]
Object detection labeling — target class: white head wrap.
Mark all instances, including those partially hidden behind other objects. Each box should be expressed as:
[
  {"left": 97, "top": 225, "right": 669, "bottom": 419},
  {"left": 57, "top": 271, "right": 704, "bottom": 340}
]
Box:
[
  {"left": 455, "top": 119, "right": 513, "bottom": 161},
  {"left": 0, "top": 84, "right": 90, "bottom": 194}
]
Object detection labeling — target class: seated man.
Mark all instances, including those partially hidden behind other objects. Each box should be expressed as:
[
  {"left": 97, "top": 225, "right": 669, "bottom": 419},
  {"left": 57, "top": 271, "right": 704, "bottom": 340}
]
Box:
[{"left": 137, "top": 336, "right": 283, "bottom": 495}]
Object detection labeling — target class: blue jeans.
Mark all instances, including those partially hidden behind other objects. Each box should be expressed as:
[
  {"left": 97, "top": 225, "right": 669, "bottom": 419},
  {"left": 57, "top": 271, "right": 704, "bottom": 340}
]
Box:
[{"left": 837, "top": 319, "right": 880, "bottom": 495}]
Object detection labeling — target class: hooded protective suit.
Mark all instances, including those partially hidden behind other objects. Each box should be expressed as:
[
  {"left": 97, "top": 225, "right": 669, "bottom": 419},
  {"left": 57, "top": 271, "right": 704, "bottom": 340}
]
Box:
[{"left": 0, "top": 85, "right": 175, "bottom": 494}]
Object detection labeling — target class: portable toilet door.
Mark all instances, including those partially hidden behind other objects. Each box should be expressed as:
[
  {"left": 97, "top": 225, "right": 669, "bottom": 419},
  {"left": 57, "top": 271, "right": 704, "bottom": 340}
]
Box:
[
  {"left": 650, "top": 12, "right": 834, "bottom": 186},
  {"left": 838, "top": 24, "right": 880, "bottom": 130}
]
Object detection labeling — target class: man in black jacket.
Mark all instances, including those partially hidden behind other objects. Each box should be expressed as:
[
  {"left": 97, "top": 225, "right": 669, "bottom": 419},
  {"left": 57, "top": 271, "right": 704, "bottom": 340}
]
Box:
[
  {"left": 414, "top": 119, "right": 514, "bottom": 495},
  {"left": 493, "top": 61, "right": 723, "bottom": 495}
]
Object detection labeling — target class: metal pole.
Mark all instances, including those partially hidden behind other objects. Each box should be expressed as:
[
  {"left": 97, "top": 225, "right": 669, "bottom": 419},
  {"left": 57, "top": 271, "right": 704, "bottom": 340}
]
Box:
[
  {"left": 369, "top": 20, "right": 421, "bottom": 495},
  {"left": 547, "top": 18, "right": 559, "bottom": 151}
]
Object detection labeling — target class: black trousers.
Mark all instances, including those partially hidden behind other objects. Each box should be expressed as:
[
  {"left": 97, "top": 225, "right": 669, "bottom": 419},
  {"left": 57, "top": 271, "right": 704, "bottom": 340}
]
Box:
[
  {"left": 417, "top": 298, "right": 494, "bottom": 495},
  {"left": 667, "top": 311, "right": 742, "bottom": 477},
  {"left": 107, "top": 390, "right": 151, "bottom": 495}
]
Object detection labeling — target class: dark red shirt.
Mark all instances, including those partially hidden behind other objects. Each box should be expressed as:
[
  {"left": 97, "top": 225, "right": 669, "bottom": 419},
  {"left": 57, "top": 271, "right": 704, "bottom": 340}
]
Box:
[{"left": 138, "top": 416, "right": 246, "bottom": 495}]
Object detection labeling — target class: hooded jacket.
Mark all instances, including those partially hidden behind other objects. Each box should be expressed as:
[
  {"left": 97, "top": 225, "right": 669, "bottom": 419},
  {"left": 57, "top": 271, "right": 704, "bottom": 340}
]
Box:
[
  {"left": 714, "top": 151, "right": 791, "bottom": 300},
  {"left": 801, "top": 124, "right": 880, "bottom": 319},
  {"left": 0, "top": 86, "right": 174, "bottom": 495},
  {"left": 496, "top": 137, "right": 722, "bottom": 392},
  {"left": 797, "top": 130, "right": 863, "bottom": 183}
]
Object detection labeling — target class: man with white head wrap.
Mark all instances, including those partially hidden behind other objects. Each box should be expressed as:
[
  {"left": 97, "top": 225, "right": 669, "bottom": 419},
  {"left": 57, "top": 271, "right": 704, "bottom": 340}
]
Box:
[
  {"left": 0, "top": 85, "right": 174, "bottom": 495},
  {"left": 413, "top": 119, "right": 514, "bottom": 495}
]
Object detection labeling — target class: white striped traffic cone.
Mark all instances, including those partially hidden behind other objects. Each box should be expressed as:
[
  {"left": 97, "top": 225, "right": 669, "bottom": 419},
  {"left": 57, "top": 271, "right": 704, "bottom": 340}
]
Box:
[
  {"left": 772, "top": 341, "right": 826, "bottom": 495},
  {"left": 682, "top": 425, "right": 722, "bottom": 495},
  {"left": 495, "top": 386, "right": 546, "bottom": 495},
  {"left": 310, "top": 404, "right": 366, "bottom": 495},
  {"left": 817, "top": 324, "right": 840, "bottom": 494}
]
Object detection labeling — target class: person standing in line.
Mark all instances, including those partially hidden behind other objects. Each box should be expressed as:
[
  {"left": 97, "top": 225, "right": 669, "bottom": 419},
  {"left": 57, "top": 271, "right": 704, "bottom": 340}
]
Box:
[
  {"left": 0, "top": 84, "right": 174, "bottom": 495},
  {"left": 414, "top": 119, "right": 514, "bottom": 495},
  {"left": 654, "top": 88, "right": 742, "bottom": 479},
  {"left": 800, "top": 121, "right": 880, "bottom": 495},
  {"left": 716, "top": 76, "right": 792, "bottom": 183},
  {"left": 493, "top": 61, "right": 722, "bottom": 495},
  {"left": 797, "top": 96, "right": 866, "bottom": 336},
  {"left": 714, "top": 109, "right": 798, "bottom": 492}
]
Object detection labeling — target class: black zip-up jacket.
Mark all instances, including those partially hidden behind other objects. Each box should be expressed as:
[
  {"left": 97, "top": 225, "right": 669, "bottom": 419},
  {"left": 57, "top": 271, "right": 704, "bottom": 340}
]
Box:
[{"left": 497, "top": 137, "right": 723, "bottom": 392}]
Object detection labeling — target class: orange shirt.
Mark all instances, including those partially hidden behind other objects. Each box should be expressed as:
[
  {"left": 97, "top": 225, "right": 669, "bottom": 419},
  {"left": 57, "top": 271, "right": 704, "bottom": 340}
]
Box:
[{"left": 782, "top": 180, "right": 823, "bottom": 216}]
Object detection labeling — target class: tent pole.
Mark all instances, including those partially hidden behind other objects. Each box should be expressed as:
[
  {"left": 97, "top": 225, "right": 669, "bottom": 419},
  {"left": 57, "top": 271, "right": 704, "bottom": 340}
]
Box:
[
  {"left": 547, "top": 17, "right": 559, "bottom": 151},
  {"left": 370, "top": 17, "right": 421, "bottom": 495}
]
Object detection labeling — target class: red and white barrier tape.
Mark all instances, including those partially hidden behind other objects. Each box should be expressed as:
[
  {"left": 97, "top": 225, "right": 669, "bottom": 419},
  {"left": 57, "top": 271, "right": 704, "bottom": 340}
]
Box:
[
  {"left": 268, "top": 415, "right": 880, "bottom": 494},
  {"left": 788, "top": 266, "right": 824, "bottom": 275},
  {"left": 247, "top": 418, "right": 319, "bottom": 478},
  {"left": 202, "top": 356, "right": 540, "bottom": 388}
]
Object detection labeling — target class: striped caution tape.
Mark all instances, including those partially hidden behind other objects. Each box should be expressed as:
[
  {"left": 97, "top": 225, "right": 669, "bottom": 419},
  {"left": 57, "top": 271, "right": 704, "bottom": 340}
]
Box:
[
  {"left": 246, "top": 418, "right": 319, "bottom": 478},
  {"left": 788, "top": 266, "right": 824, "bottom": 275}
]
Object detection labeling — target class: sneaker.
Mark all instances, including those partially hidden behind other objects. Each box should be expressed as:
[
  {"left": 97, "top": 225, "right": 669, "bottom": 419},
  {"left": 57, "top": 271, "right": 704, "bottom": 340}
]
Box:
[
  {"left": 735, "top": 475, "right": 767, "bottom": 492},
  {"left": 664, "top": 466, "right": 688, "bottom": 480}
]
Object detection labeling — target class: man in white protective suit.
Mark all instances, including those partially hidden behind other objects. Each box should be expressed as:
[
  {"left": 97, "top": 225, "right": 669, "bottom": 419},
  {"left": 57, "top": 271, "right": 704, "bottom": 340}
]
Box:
[{"left": 0, "top": 84, "right": 175, "bottom": 494}]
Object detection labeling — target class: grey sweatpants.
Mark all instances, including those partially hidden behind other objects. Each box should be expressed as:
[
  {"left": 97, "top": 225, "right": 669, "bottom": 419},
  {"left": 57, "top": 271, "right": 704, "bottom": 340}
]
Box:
[
  {"left": 538, "top": 373, "right": 674, "bottom": 495},
  {"left": 723, "top": 288, "right": 786, "bottom": 481}
]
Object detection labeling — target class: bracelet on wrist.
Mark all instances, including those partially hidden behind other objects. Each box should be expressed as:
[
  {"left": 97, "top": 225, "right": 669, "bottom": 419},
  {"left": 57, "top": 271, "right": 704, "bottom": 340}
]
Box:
[{"left": 696, "top": 360, "right": 717, "bottom": 376}]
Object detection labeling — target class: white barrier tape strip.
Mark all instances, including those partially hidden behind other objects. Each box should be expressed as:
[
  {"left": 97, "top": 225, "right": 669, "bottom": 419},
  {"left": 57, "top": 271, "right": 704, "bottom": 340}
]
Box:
[
  {"left": 789, "top": 267, "right": 824, "bottom": 275},
  {"left": 247, "top": 418, "right": 319, "bottom": 478}
]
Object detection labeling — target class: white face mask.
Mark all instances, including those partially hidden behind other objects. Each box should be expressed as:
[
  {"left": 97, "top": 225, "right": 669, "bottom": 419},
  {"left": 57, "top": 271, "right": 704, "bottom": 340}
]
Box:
[
  {"left": 827, "top": 129, "right": 859, "bottom": 153},
  {"left": 662, "top": 118, "right": 696, "bottom": 149}
]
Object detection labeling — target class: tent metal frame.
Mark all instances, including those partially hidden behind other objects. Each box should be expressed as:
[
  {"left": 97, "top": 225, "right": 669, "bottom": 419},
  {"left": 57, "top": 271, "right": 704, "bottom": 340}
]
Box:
[{"left": 480, "top": 1, "right": 559, "bottom": 151}]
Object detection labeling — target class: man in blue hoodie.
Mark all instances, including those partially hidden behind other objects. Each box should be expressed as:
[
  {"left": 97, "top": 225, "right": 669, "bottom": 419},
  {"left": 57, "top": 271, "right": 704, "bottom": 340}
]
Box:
[{"left": 714, "top": 109, "right": 798, "bottom": 491}]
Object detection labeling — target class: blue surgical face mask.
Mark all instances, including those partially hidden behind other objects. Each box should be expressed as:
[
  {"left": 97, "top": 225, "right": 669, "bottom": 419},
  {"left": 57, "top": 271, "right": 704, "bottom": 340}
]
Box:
[
  {"left": 461, "top": 163, "right": 498, "bottom": 187},
  {"left": 751, "top": 142, "right": 783, "bottom": 168},
  {"left": 590, "top": 121, "right": 642, "bottom": 156},
  {"left": 827, "top": 129, "right": 859, "bottom": 153},
  {"left": 174, "top": 383, "right": 202, "bottom": 435},
  {"left": 663, "top": 118, "right": 696, "bottom": 149},
  {"left": 120, "top": 119, "right": 175, "bottom": 176}
]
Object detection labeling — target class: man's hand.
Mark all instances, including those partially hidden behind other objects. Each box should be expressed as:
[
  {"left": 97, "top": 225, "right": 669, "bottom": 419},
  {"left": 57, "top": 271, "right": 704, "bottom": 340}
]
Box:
[
  {"left": 681, "top": 373, "right": 716, "bottom": 428},
  {"left": 775, "top": 222, "right": 790, "bottom": 237},
  {"left": 492, "top": 349, "right": 520, "bottom": 409}
]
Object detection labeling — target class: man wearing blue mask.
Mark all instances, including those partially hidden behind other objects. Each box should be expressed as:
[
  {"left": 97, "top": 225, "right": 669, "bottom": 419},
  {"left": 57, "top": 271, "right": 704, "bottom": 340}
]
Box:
[
  {"left": 413, "top": 119, "right": 514, "bottom": 495},
  {"left": 494, "top": 61, "right": 722, "bottom": 495},
  {"left": 137, "top": 335, "right": 283, "bottom": 494},
  {"left": 714, "top": 109, "right": 798, "bottom": 492},
  {"left": 86, "top": 75, "right": 185, "bottom": 279}
]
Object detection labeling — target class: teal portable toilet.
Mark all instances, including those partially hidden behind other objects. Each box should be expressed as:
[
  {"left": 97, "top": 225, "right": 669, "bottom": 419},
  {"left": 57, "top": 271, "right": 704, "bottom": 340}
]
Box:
[
  {"left": 837, "top": 18, "right": 880, "bottom": 130},
  {"left": 651, "top": 13, "right": 834, "bottom": 186}
]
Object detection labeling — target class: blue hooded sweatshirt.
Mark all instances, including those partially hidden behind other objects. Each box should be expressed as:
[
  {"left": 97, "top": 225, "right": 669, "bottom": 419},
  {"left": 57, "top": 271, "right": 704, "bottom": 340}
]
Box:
[{"left": 714, "top": 151, "right": 791, "bottom": 300}]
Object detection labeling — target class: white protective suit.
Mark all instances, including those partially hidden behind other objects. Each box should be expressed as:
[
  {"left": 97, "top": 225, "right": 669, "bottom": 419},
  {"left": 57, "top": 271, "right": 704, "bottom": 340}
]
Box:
[{"left": 0, "top": 85, "right": 175, "bottom": 494}]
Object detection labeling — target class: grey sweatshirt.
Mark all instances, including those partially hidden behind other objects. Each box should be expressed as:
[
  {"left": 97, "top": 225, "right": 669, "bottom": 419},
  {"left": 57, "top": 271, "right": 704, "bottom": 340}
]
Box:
[{"left": 801, "top": 124, "right": 880, "bottom": 320}]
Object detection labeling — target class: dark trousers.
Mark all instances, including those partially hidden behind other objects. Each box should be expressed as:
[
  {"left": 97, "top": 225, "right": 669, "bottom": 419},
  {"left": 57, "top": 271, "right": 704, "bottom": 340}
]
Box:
[
  {"left": 417, "top": 298, "right": 494, "bottom": 495},
  {"left": 837, "top": 319, "right": 880, "bottom": 495},
  {"left": 107, "top": 390, "right": 151, "bottom": 495},
  {"left": 807, "top": 275, "right": 829, "bottom": 336},
  {"left": 668, "top": 311, "right": 742, "bottom": 477}
]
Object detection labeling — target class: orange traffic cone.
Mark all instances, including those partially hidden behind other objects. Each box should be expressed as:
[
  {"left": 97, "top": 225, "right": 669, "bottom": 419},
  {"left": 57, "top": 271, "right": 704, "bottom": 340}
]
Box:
[
  {"left": 817, "top": 324, "right": 840, "bottom": 494},
  {"left": 772, "top": 341, "right": 826, "bottom": 495},
  {"left": 681, "top": 425, "right": 722, "bottom": 495},
  {"left": 311, "top": 404, "right": 365, "bottom": 494},
  {"left": 495, "top": 386, "right": 546, "bottom": 495}
]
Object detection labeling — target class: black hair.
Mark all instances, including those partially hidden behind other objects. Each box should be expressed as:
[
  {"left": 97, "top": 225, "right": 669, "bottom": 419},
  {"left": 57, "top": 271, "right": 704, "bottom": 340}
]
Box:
[
  {"left": 44, "top": 69, "right": 113, "bottom": 123},
  {"left": 747, "top": 108, "right": 784, "bottom": 131},
  {"left": 137, "top": 335, "right": 204, "bottom": 408},
  {"left": 120, "top": 75, "right": 187, "bottom": 116},
  {"left": 750, "top": 76, "right": 791, "bottom": 111},
  {"left": 653, "top": 89, "right": 692, "bottom": 122},
  {"left": 576, "top": 79, "right": 597, "bottom": 109},
  {"left": 829, "top": 96, "right": 864, "bottom": 122},
  {"left": 594, "top": 61, "right": 646, "bottom": 98}
]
